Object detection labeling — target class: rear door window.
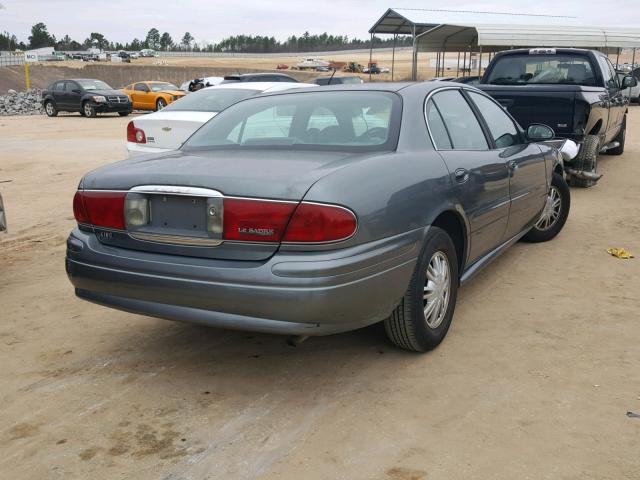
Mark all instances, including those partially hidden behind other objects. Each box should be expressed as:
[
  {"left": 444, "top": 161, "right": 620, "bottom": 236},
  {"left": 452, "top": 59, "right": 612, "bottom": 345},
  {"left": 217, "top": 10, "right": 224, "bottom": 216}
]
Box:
[
  {"left": 467, "top": 92, "right": 521, "bottom": 148},
  {"left": 431, "top": 90, "right": 488, "bottom": 150},
  {"left": 425, "top": 100, "right": 452, "bottom": 149}
]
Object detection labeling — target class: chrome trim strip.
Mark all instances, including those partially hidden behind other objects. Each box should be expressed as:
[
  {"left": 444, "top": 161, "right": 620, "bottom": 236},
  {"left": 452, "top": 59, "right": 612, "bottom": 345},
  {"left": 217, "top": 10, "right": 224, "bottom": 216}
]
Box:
[
  {"left": 129, "top": 232, "right": 223, "bottom": 246},
  {"left": 511, "top": 191, "right": 531, "bottom": 202},
  {"left": 129, "top": 185, "right": 223, "bottom": 197}
]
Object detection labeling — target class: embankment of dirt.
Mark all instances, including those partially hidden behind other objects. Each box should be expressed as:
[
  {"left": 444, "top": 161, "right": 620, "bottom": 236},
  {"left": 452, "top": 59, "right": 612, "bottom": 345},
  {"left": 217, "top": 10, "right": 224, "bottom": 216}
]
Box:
[{"left": 0, "top": 64, "right": 319, "bottom": 91}]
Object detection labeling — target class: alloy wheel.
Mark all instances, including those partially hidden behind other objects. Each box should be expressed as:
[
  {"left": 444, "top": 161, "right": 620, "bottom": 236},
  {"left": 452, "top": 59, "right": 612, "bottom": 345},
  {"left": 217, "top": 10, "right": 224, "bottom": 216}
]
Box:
[
  {"left": 423, "top": 251, "right": 451, "bottom": 329},
  {"left": 535, "top": 186, "right": 562, "bottom": 231},
  {"left": 45, "top": 103, "right": 54, "bottom": 115}
]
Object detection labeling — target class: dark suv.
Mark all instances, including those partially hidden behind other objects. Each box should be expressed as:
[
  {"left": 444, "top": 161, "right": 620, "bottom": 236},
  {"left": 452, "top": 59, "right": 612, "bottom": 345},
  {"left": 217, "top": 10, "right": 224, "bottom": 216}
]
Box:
[{"left": 41, "top": 79, "right": 132, "bottom": 118}]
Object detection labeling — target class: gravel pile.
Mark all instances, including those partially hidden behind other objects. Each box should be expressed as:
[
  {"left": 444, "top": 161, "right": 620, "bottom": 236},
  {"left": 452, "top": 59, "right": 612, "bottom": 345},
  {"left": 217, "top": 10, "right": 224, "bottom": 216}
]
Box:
[{"left": 0, "top": 89, "right": 43, "bottom": 116}]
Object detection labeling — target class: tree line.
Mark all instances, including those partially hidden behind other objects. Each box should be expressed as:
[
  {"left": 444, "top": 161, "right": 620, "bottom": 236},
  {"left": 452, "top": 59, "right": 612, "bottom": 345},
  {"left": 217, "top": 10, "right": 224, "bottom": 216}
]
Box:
[{"left": 1, "top": 23, "right": 412, "bottom": 53}]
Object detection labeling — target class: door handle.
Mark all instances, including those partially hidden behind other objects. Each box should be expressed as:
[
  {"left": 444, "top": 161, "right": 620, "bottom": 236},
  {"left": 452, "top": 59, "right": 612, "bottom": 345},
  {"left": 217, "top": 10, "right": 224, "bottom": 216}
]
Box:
[{"left": 454, "top": 168, "right": 469, "bottom": 183}]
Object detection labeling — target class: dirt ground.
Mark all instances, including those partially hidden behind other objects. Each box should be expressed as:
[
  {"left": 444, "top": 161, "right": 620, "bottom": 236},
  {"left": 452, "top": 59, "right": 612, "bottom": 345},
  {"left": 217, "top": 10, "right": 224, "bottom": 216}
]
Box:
[{"left": 1, "top": 109, "right": 639, "bottom": 480}]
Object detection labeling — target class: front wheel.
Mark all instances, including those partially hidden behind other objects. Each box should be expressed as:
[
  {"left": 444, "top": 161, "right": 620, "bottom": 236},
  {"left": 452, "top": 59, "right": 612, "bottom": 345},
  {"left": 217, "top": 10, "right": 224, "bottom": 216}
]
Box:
[
  {"left": 156, "top": 98, "right": 167, "bottom": 111},
  {"left": 44, "top": 101, "right": 58, "bottom": 117},
  {"left": 607, "top": 116, "right": 626, "bottom": 155},
  {"left": 522, "top": 172, "right": 570, "bottom": 243},
  {"left": 384, "top": 227, "right": 459, "bottom": 352},
  {"left": 570, "top": 135, "right": 599, "bottom": 188},
  {"left": 82, "top": 102, "right": 97, "bottom": 118}
]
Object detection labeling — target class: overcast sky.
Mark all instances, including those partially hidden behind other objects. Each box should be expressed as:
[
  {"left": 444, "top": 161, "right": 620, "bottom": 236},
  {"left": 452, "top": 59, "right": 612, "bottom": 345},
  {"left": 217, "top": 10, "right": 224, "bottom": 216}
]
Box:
[{"left": 2, "top": 0, "right": 640, "bottom": 45}]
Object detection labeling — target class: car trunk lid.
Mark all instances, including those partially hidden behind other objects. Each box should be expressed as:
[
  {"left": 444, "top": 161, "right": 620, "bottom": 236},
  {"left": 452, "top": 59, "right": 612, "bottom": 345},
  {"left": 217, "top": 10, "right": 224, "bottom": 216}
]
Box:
[
  {"left": 80, "top": 149, "right": 365, "bottom": 260},
  {"left": 132, "top": 111, "right": 217, "bottom": 150}
]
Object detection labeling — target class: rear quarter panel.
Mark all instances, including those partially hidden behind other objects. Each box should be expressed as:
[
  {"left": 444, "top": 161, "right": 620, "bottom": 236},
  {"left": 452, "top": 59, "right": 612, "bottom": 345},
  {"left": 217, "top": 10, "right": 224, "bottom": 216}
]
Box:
[{"left": 300, "top": 149, "right": 456, "bottom": 250}]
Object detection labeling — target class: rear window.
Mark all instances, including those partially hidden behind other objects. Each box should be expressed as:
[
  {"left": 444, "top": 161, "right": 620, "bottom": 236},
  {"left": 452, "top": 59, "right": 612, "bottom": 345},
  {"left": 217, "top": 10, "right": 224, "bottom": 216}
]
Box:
[
  {"left": 163, "top": 88, "right": 260, "bottom": 113},
  {"left": 182, "top": 91, "right": 400, "bottom": 152},
  {"left": 485, "top": 54, "right": 597, "bottom": 86}
]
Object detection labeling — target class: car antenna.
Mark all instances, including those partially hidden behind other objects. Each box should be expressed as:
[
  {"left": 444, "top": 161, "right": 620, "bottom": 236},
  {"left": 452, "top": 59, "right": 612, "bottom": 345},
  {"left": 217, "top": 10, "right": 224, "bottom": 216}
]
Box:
[{"left": 328, "top": 67, "right": 337, "bottom": 85}]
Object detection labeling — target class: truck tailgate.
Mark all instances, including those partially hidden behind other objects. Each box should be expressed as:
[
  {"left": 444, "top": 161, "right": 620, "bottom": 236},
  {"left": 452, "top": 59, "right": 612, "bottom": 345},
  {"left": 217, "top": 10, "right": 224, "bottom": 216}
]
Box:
[{"left": 478, "top": 85, "right": 577, "bottom": 136}]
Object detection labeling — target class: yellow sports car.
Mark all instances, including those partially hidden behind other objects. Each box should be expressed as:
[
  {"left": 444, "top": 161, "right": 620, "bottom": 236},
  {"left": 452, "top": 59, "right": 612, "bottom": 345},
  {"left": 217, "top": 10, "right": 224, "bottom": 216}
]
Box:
[{"left": 122, "top": 81, "right": 186, "bottom": 111}]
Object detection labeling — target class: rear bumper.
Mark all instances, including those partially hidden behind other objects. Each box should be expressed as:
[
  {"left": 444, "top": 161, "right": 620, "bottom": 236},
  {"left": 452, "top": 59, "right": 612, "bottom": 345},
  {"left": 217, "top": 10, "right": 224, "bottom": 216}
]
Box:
[
  {"left": 127, "top": 142, "right": 174, "bottom": 157},
  {"left": 66, "top": 228, "right": 422, "bottom": 335}
]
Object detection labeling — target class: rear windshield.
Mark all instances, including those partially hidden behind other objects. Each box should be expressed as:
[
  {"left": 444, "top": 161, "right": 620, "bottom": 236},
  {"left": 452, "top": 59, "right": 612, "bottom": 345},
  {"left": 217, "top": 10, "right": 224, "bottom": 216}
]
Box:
[
  {"left": 163, "top": 88, "right": 260, "bottom": 112},
  {"left": 485, "top": 54, "right": 597, "bottom": 86},
  {"left": 76, "top": 79, "right": 112, "bottom": 90},
  {"left": 182, "top": 90, "right": 400, "bottom": 152}
]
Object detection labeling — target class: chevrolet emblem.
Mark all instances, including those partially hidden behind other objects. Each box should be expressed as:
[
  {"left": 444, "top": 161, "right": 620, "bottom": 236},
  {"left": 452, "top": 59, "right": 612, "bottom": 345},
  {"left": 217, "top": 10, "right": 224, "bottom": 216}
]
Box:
[{"left": 162, "top": 126, "right": 172, "bottom": 132}]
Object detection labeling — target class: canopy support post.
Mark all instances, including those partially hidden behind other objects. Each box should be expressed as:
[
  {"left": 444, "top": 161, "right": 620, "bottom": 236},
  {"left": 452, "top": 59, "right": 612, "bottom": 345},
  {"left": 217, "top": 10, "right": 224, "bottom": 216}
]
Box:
[
  {"left": 456, "top": 51, "right": 460, "bottom": 77},
  {"left": 633, "top": 48, "right": 637, "bottom": 75},
  {"left": 463, "top": 50, "right": 467, "bottom": 77},
  {"left": 616, "top": 48, "right": 620, "bottom": 69},
  {"left": 478, "top": 46, "right": 483, "bottom": 76},
  {"left": 411, "top": 25, "right": 418, "bottom": 81},
  {"left": 391, "top": 34, "right": 397, "bottom": 81},
  {"left": 369, "top": 33, "right": 373, "bottom": 82}
]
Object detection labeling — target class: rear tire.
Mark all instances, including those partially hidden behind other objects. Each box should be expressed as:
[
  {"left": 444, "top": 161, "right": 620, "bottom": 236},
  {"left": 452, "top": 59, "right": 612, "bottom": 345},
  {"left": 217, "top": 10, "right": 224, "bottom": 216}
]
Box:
[
  {"left": 570, "top": 134, "right": 599, "bottom": 188},
  {"left": 522, "top": 172, "right": 570, "bottom": 243},
  {"left": 156, "top": 98, "right": 167, "bottom": 111},
  {"left": 607, "top": 116, "right": 626, "bottom": 155},
  {"left": 44, "top": 101, "right": 58, "bottom": 117},
  {"left": 384, "top": 227, "right": 459, "bottom": 352},
  {"left": 82, "top": 101, "right": 97, "bottom": 118}
]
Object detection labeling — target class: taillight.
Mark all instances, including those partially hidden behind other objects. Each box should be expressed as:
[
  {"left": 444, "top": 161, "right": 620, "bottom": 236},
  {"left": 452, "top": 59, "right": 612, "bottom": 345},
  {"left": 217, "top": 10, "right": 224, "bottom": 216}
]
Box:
[
  {"left": 73, "top": 191, "right": 126, "bottom": 229},
  {"left": 73, "top": 191, "right": 89, "bottom": 224},
  {"left": 283, "top": 202, "right": 356, "bottom": 243},
  {"left": 127, "top": 121, "right": 146, "bottom": 144},
  {"left": 222, "top": 198, "right": 296, "bottom": 242}
]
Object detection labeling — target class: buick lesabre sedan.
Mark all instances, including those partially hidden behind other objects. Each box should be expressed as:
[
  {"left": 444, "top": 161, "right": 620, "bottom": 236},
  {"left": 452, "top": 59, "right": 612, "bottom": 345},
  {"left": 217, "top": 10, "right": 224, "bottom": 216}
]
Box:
[{"left": 66, "top": 83, "right": 571, "bottom": 351}]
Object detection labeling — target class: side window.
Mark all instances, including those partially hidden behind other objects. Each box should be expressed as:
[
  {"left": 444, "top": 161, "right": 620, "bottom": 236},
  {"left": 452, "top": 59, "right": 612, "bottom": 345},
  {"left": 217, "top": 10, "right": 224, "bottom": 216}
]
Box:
[
  {"left": 134, "top": 83, "right": 147, "bottom": 92},
  {"left": 598, "top": 57, "right": 618, "bottom": 89},
  {"left": 605, "top": 59, "right": 620, "bottom": 89},
  {"left": 64, "top": 81, "right": 77, "bottom": 92},
  {"left": 468, "top": 92, "right": 520, "bottom": 148},
  {"left": 54, "top": 81, "right": 64, "bottom": 91},
  {"left": 432, "top": 90, "right": 488, "bottom": 150},
  {"left": 425, "top": 100, "right": 452, "bottom": 149}
]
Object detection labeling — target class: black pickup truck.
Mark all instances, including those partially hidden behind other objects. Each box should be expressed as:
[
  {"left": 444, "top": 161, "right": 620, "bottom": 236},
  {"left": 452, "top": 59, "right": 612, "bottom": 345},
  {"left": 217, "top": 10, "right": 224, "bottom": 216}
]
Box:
[{"left": 479, "top": 48, "right": 637, "bottom": 187}]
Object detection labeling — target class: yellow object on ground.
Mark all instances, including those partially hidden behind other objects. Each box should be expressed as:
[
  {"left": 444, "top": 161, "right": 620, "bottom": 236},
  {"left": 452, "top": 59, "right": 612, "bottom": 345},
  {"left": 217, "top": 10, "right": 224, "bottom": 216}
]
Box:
[{"left": 607, "top": 247, "right": 634, "bottom": 259}]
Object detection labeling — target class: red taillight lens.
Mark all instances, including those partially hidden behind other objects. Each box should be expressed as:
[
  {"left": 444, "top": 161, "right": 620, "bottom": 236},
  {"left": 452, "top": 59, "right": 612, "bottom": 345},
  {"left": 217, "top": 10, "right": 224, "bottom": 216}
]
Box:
[
  {"left": 73, "top": 191, "right": 126, "bottom": 230},
  {"left": 73, "top": 191, "right": 90, "bottom": 224},
  {"left": 283, "top": 202, "right": 357, "bottom": 243},
  {"left": 223, "top": 198, "right": 296, "bottom": 242},
  {"left": 127, "top": 121, "right": 146, "bottom": 144}
]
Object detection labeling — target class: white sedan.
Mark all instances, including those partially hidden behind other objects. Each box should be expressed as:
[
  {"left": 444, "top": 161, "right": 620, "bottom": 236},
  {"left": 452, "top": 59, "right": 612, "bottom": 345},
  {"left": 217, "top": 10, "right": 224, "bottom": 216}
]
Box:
[{"left": 126, "top": 82, "right": 317, "bottom": 156}]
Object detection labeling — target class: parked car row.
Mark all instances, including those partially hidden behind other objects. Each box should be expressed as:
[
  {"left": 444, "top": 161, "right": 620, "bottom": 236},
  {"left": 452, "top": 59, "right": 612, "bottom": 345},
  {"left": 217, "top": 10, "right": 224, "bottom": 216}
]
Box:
[{"left": 66, "top": 74, "right": 578, "bottom": 352}]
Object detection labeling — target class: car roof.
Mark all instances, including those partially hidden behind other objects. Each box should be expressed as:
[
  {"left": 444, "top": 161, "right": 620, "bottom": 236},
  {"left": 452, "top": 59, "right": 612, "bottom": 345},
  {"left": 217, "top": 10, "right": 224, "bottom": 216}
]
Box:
[
  {"left": 203, "top": 82, "right": 316, "bottom": 92},
  {"left": 248, "top": 82, "right": 471, "bottom": 98}
]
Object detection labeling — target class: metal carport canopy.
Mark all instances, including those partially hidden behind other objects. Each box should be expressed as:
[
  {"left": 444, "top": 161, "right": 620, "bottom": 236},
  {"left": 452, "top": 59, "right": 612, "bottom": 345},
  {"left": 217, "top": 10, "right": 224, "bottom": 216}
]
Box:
[{"left": 416, "top": 24, "right": 640, "bottom": 52}]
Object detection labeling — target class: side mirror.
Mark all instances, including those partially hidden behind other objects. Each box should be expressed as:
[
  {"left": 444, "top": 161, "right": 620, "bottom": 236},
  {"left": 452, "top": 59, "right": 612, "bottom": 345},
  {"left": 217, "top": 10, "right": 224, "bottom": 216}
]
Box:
[
  {"left": 527, "top": 123, "right": 555, "bottom": 141},
  {"left": 622, "top": 75, "right": 638, "bottom": 88}
]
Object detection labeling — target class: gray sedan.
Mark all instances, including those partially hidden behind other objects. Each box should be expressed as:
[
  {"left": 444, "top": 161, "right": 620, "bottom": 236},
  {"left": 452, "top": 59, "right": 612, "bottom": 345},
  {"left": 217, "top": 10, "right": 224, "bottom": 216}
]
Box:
[{"left": 66, "top": 83, "right": 571, "bottom": 352}]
